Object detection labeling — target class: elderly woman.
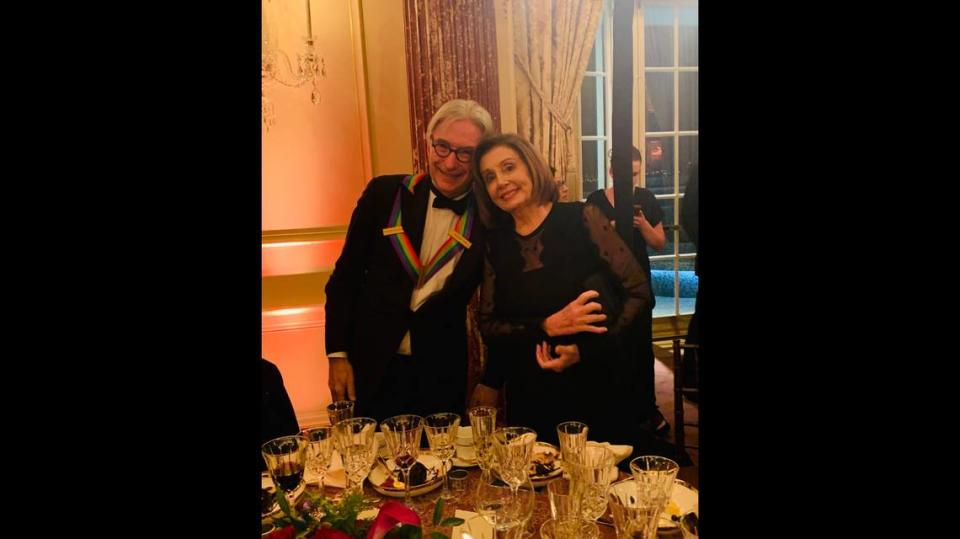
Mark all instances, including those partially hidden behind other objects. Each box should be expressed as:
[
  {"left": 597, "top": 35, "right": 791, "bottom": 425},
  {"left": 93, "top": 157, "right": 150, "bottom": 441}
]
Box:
[{"left": 468, "top": 133, "right": 657, "bottom": 449}]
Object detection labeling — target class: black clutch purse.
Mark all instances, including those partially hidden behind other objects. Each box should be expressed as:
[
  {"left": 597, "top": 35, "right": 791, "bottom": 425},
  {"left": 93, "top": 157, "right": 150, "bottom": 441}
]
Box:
[{"left": 582, "top": 270, "right": 624, "bottom": 329}]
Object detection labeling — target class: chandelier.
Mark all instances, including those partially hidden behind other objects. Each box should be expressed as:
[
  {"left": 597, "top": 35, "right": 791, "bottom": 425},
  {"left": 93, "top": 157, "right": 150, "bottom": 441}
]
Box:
[{"left": 262, "top": 0, "right": 327, "bottom": 131}]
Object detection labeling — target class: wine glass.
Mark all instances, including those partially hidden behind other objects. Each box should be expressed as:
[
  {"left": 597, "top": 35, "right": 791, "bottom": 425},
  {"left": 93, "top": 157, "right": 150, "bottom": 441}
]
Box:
[
  {"left": 380, "top": 414, "right": 424, "bottom": 508},
  {"left": 490, "top": 427, "right": 537, "bottom": 493},
  {"left": 468, "top": 406, "right": 498, "bottom": 478},
  {"left": 608, "top": 480, "right": 662, "bottom": 539},
  {"left": 475, "top": 472, "right": 535, "bottom": 538},
  {"left": 300, "top": 426, "right": 334, "bottom": 492},
  {"left": 423, "top": 412, "right": 461, "bottom": 501},
  {"left": 333, "top": 417, "right": 378, "bottom": 496},
  {"left": 261, "top": 435, "right": 308, "bottom": 504},
  {"left": 326, "top": 400, "right": 355, "bottom": 425}
]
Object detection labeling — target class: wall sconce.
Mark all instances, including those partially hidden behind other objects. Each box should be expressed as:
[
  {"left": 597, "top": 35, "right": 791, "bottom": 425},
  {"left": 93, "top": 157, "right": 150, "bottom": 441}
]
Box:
[{"left": 262, "top": 0, "right": 327, "bottom": 131}]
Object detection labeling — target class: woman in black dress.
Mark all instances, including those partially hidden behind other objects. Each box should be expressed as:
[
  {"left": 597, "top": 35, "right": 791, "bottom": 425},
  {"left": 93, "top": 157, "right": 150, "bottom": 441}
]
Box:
[{"left": 467, "top": 133, "right": 655, "bottom": 449}]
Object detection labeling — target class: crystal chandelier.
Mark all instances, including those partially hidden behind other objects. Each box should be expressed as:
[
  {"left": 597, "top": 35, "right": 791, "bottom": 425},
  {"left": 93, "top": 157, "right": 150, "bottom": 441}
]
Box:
[{"left": 262, "top": 0, "right": 327, "bottom": 131}]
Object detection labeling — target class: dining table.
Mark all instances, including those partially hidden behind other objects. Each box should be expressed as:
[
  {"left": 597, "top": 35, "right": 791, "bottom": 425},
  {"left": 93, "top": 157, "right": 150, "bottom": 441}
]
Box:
[{"left": 263, "top": 460, "right": 696, "bottom": 538}]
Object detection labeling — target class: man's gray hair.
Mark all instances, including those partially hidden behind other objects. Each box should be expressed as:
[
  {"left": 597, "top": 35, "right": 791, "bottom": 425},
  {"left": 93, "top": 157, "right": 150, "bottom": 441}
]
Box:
[{"left": 426, "top": 99, "right": 495, "bottom": 139}]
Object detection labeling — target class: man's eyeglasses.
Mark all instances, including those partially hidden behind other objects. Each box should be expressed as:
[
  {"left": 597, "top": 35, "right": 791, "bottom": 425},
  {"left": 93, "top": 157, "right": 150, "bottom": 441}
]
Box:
[{"left": 431, "top": 140, "right": 475, "bottom": 163}]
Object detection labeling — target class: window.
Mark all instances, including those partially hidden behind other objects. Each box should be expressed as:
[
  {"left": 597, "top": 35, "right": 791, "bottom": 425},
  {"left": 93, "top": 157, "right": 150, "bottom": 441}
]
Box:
[{"left": 579, "top": 0, "right": 698, "bottom": 320}]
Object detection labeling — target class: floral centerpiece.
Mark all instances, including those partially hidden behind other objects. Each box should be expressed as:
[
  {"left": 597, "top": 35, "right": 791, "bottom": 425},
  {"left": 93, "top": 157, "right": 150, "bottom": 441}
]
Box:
[{"left": 265, "top": 490, "right": 464, "bottom": 539}]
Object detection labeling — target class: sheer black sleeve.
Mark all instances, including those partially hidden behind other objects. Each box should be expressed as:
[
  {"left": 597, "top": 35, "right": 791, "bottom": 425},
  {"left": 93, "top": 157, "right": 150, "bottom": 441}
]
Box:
[{"left": 581, "top": 204, "right": 652, "bottom": 334}]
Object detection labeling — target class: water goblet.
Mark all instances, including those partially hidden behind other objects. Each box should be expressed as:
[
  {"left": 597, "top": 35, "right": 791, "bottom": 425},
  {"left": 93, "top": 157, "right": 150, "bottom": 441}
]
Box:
[
  {"left": 423, "top": 412, "right": 461, "bottom": 501},
  {"left": 490, "top": 427, "right": 536, "bottom": 493},
  {"left": 566, "top": 445, "right": 617, "bottom": 521},
  {"left": 300, "top": 426, "right": 334, "bottom": 492},
  {"left": 629, "top": 455, "right": 680, "bottom": 509},
  {"left": 608, "top": 480, "right": 663, "bottom": 539},
  {"left": 475, "top": 472, "right": 535, "bottom": 538},
  {"left": 334, "top": 417, "right": 378, "bottom": 496},
  {"left": 380, "top": 414, "right": 424, "bottom": 508}
]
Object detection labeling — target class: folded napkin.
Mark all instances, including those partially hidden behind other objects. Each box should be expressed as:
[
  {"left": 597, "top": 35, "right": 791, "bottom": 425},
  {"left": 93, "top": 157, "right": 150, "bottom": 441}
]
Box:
[
  {"left": 302, "top": 451, "right": 347, "bottom": 489},
  {"left": 587, "top": 441, "right": 633, "bottom": 464},
  {"left": 450, "top": 510, "right": 492, "bottom": 539}
]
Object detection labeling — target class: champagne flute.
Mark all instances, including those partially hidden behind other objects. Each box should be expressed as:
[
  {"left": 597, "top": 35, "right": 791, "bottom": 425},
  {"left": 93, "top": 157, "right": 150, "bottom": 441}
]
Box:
[
  {"left": 468, "top": 406, "right": 498, "bottom": 478},
  {"left": 380, "top": 414, "right": 424, "bottom": 508},
  {"left": 300, "top": 426, "right": 334, "bottom": 492},
  {"left": 423, "top": 412, "right": 461, "bottom": 501}
]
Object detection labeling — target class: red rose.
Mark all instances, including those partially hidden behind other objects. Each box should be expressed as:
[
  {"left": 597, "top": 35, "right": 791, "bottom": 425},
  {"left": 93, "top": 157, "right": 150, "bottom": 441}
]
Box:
[
  {"left": 366, "top": 501, "right": 422, "bottom": 539},
  {"left": 313, "top": 529, "right": 353, "bottom": 539},
  {"left": 266, "top": 527, "right": 296, "bottom": 539}
]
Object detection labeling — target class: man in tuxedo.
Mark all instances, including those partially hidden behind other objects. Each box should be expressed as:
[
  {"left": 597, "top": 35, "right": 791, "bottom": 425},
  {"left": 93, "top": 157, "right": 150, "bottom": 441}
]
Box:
[{"left": 324, "top": 99, "right": 494, "bottom": 422}]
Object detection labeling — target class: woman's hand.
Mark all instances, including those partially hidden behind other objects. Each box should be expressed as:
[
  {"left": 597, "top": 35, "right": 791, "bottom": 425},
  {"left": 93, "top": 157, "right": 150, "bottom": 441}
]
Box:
[
  {"left": 536, "top": 341, "right": 581, "bottom": 372},
  {"left": 542, "top": 290, "right": 608, "bottom": 336}
]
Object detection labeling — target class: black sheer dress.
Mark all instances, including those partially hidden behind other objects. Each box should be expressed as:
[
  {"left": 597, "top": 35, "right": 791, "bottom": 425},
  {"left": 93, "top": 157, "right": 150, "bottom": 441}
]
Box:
[{"left": 478, "top": 202, "right": 651, "bottom": 447}]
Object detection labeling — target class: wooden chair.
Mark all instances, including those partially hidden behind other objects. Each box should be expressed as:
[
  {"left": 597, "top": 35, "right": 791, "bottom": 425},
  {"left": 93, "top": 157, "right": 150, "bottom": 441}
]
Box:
[{"left": 672, "top": 338, "right": 699, "bottom": 452}]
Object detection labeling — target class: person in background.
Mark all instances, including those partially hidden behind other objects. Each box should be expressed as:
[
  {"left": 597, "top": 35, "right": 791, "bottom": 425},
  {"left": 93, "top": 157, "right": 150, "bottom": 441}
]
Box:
[
  {"left": 550, "top": 166, "right": 570, "bottom": 202},
  {"left": 584, "top": 145, "right": 669, "bottom": 438},
  {"left": 261, "top": 358, "right": 300, "bottom": 470},
  {"left": 324, "top": 99, "right": 495, "bottom": 422}
]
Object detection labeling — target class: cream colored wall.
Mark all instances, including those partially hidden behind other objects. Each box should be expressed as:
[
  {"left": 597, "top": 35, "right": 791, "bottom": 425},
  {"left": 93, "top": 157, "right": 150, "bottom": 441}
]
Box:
[{"left": 360, "top": 0, "right": 414, "bottom": 176}]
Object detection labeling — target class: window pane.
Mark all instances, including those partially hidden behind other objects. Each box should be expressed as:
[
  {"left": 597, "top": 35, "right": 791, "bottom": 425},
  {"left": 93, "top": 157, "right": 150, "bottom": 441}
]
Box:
[
  {"left": 644, "top": 136, "right": 674, "bottom": 195},
  {"left": 678, "top": 135, "right": 698, "bottom": 193},
  {"left": 678, "top": 223, "right": 696, "bottom": 255},
  {"left": 644, "top": 5, "right": 673, "bottom": 67},
  {"left": 581, "top": 141, "right": 599, "bottom": 196},
  {"left": 679, "top": 6, "right": 698, "bottom": 67},
  {"left": 645, "top": 72, "right": 673, "bottom": 131},
  {"left": 679, "top": 72, "right": 698, "bottom": 131},
  {"left": 581, "top": 77, "right": 599, "bottom": 136}
]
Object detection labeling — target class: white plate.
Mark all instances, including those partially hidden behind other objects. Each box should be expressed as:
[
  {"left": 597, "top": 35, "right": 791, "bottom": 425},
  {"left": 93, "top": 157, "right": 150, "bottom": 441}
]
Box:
[
  {"left": 369, "top": 453, "right": 443, "bottom": 498},
  {"left": 608, "top": 478, "right": 698, "bottom": 529},
  {"left": 261, "top": 474, "right": 280, "bottom": 517},
  {"left": 529, "top": 442, "right": 562, "bottom": 487}
]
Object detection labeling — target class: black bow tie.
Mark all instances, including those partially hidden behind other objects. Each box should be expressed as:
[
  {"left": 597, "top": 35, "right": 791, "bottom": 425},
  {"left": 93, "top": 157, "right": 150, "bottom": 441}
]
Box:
[{"left": 431, "top": 186, "right": 470, "bottom": 215}]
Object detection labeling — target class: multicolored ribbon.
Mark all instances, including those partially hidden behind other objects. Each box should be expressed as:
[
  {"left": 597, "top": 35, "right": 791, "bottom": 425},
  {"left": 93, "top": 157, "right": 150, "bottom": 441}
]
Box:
[{"left": 382, "top": 173, "right": 474, "bottom": 286}]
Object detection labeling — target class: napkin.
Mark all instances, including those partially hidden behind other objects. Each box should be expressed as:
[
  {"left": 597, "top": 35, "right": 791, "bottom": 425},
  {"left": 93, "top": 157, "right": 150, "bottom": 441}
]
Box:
[
  {"left": 302, "top": 451, "right": 347, "bottom": 489},
  {"left": 587, "top": 441, "right": 633, "bottom": 464},
  {"left": 450, "top": 510, "right": 493, "bottom": 539}
]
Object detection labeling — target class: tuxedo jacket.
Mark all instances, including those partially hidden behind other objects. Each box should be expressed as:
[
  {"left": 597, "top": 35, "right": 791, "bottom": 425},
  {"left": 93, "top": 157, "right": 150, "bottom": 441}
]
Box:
[{"left": 324, "top": 174, "right": 486, "bottom": 406}]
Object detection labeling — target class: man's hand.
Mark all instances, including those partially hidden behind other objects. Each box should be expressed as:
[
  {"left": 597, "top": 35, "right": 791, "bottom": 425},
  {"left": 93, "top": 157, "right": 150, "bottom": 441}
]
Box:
[
  {"left": 535, "top": 341, "right": 581, "bottom": 373},
  {"left": 542, "top": 290, "right": 607, "bottom": 337},
  {"left": 328, "top": 357, "right": 356, "bottom": 402}
]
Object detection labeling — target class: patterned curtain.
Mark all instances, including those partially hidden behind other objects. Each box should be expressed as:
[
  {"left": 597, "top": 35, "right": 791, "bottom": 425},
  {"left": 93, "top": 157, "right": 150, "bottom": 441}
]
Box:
[
  {"left": 404, "top": 0, "right": 502, "bottom": 172},
  {"left": 512, "top": 0, "right": 603, "bottom": 183},
  {"left": 403, "top": 0, "right": 502, "bottom": 408}
]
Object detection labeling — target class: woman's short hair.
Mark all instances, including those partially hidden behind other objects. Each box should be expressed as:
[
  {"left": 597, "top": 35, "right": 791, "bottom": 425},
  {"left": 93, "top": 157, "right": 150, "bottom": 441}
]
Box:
[
  {"left": 471, "top": 133, "right": 558, "bottom": 228},
  {"left": 425, "top": 99, "right": 495, "bottom": 140}
]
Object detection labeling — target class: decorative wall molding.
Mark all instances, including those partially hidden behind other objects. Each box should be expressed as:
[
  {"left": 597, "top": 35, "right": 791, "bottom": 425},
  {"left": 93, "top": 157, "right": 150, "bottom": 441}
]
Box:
[{"left": 262, "top": 226, "right": 348, "bottom": 244}]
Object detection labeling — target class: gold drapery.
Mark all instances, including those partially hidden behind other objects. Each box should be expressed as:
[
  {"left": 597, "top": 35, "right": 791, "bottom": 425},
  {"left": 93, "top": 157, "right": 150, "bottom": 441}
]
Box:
[
  {"left": 403, "top": 0, "right": 502, "bottom": 172},
  {"left": 512, "top": 0, "right": 603, "bottom": 188}
]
